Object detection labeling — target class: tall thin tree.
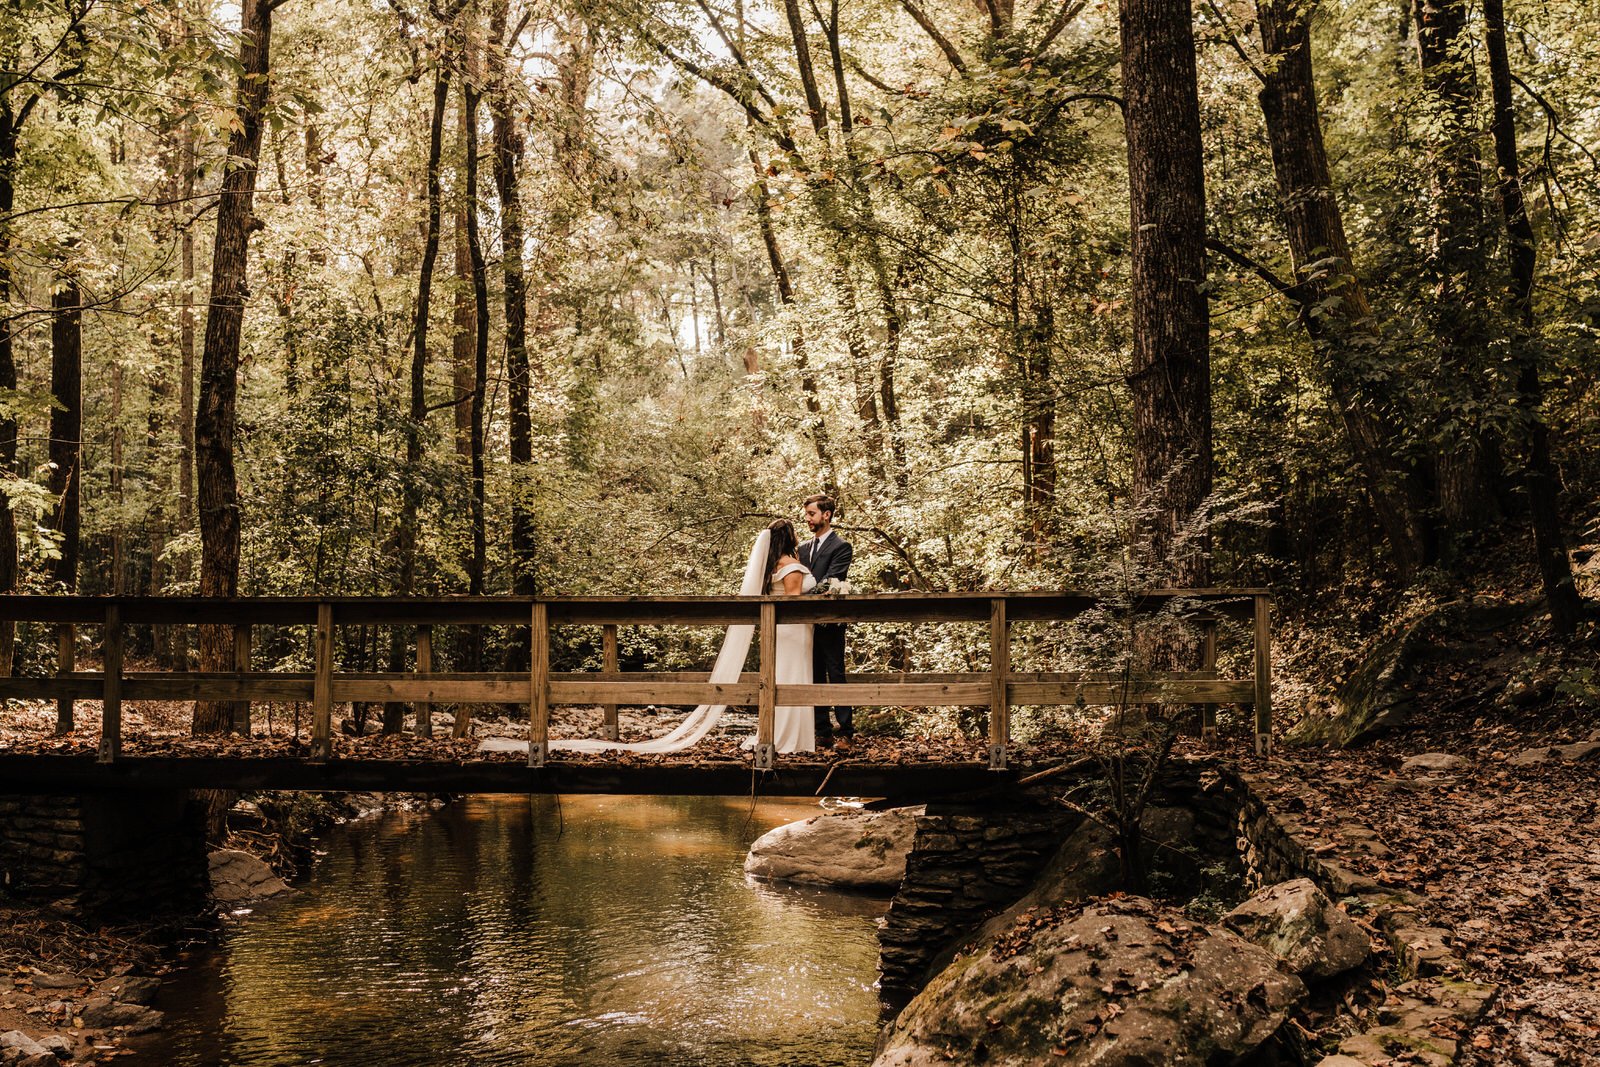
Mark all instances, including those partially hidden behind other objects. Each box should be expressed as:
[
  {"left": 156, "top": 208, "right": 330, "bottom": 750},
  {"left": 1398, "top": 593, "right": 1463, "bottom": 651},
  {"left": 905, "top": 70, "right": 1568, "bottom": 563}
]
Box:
[
  {"left": 194, "top": 0, "right": 288, "bottom": 738},
  {"left": 1483, "top": 0, "right": 1584, "bottom": 632}
]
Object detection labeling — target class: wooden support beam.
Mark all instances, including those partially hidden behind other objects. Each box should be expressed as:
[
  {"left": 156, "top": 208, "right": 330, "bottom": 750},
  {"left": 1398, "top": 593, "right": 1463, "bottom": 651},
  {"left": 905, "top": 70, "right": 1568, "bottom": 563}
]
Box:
[
  {"left": 232, "top": 624, "right": 252, "bottom": 735},
  {"left": 312, "top": 603, "right": 333, "bottom": 761},
  {"left": 415, "top": 625, "right": 433, "bottom": 739},
  {"left": 755, "top": 601, "right": 776, "bottom": 770},
  {"left": 989, "top": 598, "right": 1009, "bottom": 770},
  {"left": 55, "top": 624, "right": 74, "bottom": 734},
  {"left": 601, "top": 624, "right": 619, "bottom": 741},
  {"left": 98, "top": 605, "right": 122, "bottom": 764},
  {"left": 529, "top": 602, "right": 549, "bottom": 767},
  {"left": 1254, "top": 595, "right": 1272, "bottom": 755},
  {"left": 1200, "top": 619, "right": 1218, "bottom": 741}
]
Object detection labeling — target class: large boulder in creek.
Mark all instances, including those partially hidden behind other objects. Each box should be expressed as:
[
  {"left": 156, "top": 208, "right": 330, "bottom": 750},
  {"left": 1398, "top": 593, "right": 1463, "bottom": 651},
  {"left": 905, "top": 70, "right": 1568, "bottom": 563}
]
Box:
[
  {"left": 745, "top": 806, "right": 922, "bottom": 890},
  {"left": 874, "top": 897, "right": 1306, "bottom": 1067},
  {"left": 208, "top": 849, "right": 290, "bottom": 905},
  {"left": 1224, "top": 878, "right": 1370, "bottom": 980}
]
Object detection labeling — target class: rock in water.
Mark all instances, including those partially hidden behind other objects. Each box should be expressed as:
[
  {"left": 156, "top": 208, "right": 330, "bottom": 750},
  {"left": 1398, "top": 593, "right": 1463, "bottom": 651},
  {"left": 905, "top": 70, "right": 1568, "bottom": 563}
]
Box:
[
  {"left": 208, "top": 849, "right": 291, "bottom": 905},
  {"left": 1223, "top": 878, "right": 1369, "bottom": 979},
  {"left": 745, "top": 807, "right": 922, "bottom": 890},
  {"left": 874, "top": 898, "right": 1305, "bottom": 1067}
]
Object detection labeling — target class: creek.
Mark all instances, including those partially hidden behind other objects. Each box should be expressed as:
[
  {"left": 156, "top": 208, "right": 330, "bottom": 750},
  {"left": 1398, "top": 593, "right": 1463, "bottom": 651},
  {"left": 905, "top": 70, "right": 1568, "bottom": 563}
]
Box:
[{"left": 132, "top": 794, "right": 886, "bottom": 1066}]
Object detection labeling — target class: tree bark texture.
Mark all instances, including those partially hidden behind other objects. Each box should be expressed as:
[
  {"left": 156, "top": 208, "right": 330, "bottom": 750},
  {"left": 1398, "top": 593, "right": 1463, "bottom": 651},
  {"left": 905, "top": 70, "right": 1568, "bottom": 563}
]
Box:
[
  {"left": 1254, "top": 0, "right": 1429, "bottom": 573},
  {"left": 1120, "top": 0, "right": 1212, "bottom": 589},
  {"left": 492, "top": 0, "right": 535, "bottom": 598},
  {"left": 48, "top": 280, "right": 83, "bottom": 593},
  {"left": 463, "top": 78, "right": 490, "bottom": 603},
  {"left": 399, "top": 65, "right": 451, "bottom": 597},
  {"left": 0, "top": 107, "right": 21, "bottom": 675},
  {"left": 174, "top": 124, "right": 196, "bottom": 667},
  {"left": 194, "top": 0, "right": 276, "bottom": 735},
  {"left": 1483, "top": 0, "right": 1583, "bottom": 633}
]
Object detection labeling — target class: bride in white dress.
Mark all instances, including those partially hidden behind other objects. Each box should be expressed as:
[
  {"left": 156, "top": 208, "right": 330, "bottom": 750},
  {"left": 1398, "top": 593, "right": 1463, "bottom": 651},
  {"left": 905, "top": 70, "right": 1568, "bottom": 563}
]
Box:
[
  {"left": 763, "top": 519, "right": 816, "bottom": 753},
  {"left": 478, "top": 520, "right": 816, "bottom": 755}
]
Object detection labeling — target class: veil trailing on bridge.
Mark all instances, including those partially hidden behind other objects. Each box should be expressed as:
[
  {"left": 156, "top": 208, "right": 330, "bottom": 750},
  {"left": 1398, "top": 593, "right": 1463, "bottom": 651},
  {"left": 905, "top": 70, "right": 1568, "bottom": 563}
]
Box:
[{"left": 478, "top": 529, "right": 770, "bottom": 755}]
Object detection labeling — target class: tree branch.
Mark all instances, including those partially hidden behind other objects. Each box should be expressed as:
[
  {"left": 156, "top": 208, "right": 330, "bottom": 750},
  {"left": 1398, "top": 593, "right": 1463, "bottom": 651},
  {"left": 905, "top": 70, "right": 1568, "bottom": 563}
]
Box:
[
  {"left": 1200, "top": 0, "right": 1266, "bottom": 85},
  {"left": 1033, "top": 0, "right": 1087, "bottom": 57},
  {"left": 896, "top": 0, "right": 967, "bottom": 74},
  {"left": 1205, "top": 236, "right": 1297, "bottom": 297}
]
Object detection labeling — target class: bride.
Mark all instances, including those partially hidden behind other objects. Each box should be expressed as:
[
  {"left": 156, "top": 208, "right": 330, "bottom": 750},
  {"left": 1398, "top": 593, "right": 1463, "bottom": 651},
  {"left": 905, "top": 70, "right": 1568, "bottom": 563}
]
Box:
[
  {"left": 479, "top": 519, "right": 816, "bottom": 755},
  {"left": 764, "top": 518, "right": 817, "bottom": 753}
]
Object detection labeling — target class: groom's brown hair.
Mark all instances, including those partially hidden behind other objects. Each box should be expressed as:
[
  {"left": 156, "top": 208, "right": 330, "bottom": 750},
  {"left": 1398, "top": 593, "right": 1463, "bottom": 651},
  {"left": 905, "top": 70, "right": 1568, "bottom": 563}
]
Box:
[{"left": 804, "top": 493, "right": 837, "bottom": 519}]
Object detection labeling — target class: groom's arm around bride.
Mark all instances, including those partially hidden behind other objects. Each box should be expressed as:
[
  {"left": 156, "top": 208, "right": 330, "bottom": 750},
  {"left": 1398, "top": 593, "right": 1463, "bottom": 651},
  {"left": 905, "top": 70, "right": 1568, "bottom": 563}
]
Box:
[{"left": 801, "top": 493, "right": 854, "bottom": 749}]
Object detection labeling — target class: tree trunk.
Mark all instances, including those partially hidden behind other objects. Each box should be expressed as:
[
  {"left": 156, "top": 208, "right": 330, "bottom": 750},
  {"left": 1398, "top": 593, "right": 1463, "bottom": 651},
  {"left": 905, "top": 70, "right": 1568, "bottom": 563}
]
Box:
[
  {"left": 398, "top": 65, "right": 451, "bottom": 598},
  {"left": 1121, "top": 0, "right": 1211, "bottom": 591},
  {"left": 0, "top": 108, "right": 21, "bottom": 676},
  {"left": 1483, "top": 0, "right": 1584, "bottom": 633},
  {"left": 194, "top": 0, "right": 278, "bottom": 736},
  {"left": 1414, "top": 0, "right": 1494, "bottom": 530},
  {"left": 492, "top": 0, "right": 534, "bottom": 599},
  {"left": 48, "top": 279, "right": 83, "bottom": 595},
  {"left": 175, "top": 123, "right": 196, "bottom": 667},
  {"left": 464, "top": 77, "right": 489, "bottom": 608},
  {"left": 751, "top": 160, "right": 835, "bottom": 487},
  {"left": 1254, "top": 0, "right": 1430, "bottom": 572}
]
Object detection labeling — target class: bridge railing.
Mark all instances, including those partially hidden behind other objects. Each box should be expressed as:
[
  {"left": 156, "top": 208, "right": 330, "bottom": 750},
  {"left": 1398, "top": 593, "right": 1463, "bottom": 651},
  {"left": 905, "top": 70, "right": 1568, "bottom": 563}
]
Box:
[{"left": 0, "top": 590, "right": 1273, "bottom": 769}]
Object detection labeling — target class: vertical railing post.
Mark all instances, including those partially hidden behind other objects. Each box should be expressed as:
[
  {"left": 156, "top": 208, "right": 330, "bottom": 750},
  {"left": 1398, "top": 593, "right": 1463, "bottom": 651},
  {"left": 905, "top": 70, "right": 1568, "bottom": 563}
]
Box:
[
  {"left": 98, "top": 604, "right": 122, "bottom": 764},
  {"left": 312, "top": 602, "right": 334, "bottom": 761},
  {"left": 988, "top": 598, "right": 1009, "bottom": 770},
  {"left": 232, "top": 623, "right": 252, "bottom": 735},
  {"left": 755, "top": 601, "right": 776, "bottom": 771},
  {"left": 55, "top": 624, "right": 75, "bottom": 734},
  {"left": 529, "top": 601, "right": 549, "bottom": 767},
  {"left": 415, "top": 624, "right": 434, "bottom": 739},
  {"left": 1200, "top": 618, "right": 1218, "bottom": 741},
  {"left": 601, "top": 623, "right": 619, "bottom": 741},
  {"left": 1253, "top": 594, "right": 1272, "bottom": 756}
]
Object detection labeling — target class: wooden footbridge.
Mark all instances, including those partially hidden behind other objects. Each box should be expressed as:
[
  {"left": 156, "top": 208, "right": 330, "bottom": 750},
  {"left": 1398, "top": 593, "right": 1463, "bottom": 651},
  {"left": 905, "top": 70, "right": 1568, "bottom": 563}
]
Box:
[{"left": 0, "top": 590, "right": 1272, "bottom": 797}]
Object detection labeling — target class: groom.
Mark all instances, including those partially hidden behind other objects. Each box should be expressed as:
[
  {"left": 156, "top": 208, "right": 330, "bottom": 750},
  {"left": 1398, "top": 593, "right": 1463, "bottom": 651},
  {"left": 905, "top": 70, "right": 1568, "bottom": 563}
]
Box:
[{"left": 800, "top": 493, "right": 854, "bottom": 752}]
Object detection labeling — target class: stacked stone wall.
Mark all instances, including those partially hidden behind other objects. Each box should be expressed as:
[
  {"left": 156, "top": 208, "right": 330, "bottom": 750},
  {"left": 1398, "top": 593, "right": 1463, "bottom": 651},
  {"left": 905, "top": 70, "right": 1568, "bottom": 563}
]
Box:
[{"left": 0, "top": 791, "right": 209, "bottom": 919}]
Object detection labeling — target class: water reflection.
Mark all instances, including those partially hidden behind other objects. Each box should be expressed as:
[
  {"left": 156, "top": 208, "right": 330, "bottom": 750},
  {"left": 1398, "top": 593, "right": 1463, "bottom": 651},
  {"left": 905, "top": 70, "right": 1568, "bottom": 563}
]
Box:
[{"left": 139, "top": 795, "right": 886, "bottom": 1067}]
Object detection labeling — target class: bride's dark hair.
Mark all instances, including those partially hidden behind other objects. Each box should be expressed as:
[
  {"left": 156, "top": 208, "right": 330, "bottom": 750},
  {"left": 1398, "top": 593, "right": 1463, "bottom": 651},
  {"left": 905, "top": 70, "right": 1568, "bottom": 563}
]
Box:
[{"left": 764, "top": 519, "right": 799, "bottom": 592}]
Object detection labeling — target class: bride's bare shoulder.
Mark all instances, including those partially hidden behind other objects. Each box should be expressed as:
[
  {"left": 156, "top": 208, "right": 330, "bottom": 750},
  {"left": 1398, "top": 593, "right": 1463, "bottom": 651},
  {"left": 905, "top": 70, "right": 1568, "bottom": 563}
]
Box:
[{"left": 774, "top": 554, "right": 800, "bottom": 568}]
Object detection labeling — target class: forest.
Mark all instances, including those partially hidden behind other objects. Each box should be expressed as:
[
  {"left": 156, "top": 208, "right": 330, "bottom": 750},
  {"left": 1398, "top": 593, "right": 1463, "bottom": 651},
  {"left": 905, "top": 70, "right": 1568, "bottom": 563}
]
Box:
[
  {"left": 2, "top": 0, "right": 1599, "bottom": 1062},
  {"left": 2, "top": 0, "right": 1593, "bottom": 645}
]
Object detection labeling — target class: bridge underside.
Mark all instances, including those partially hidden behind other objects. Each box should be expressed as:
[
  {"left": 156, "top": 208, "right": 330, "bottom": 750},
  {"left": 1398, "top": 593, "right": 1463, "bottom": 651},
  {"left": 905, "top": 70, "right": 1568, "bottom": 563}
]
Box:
[{"left": 0, "top": 755, "right": 1014, "bottom": 799}]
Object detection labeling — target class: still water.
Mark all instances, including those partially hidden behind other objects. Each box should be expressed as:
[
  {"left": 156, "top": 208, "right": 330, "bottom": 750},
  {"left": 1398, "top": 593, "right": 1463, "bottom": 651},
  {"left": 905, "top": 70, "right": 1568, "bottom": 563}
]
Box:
[{"left": 138, "top": 795, "right": 888, "bottom": 1066}]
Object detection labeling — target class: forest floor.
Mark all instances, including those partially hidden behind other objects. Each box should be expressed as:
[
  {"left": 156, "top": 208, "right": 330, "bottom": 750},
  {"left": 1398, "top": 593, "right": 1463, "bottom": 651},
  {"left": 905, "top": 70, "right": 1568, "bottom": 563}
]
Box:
[{"left": 2, "top": 596, "right": 1598, "bottom": 1066}]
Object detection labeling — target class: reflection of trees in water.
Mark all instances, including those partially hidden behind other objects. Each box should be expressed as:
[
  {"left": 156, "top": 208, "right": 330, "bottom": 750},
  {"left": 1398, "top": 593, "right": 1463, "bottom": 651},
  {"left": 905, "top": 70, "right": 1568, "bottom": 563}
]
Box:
[{"left": 148, "top": 795, "right": 882, "bottom": 1065}]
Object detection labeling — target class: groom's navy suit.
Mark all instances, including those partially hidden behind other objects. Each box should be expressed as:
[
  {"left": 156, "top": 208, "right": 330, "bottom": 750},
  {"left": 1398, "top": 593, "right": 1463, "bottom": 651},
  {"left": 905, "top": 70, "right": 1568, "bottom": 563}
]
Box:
[{"left": 801, "top": 531, "right": 853, "bottom": 741}]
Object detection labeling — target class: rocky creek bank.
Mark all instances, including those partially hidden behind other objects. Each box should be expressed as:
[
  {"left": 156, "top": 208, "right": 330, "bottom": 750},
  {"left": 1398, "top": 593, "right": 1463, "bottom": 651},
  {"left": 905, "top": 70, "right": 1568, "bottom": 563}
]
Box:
[
  {"left": 0, "top": 791, "right": 446, "bottom": 1064},
  {"left": 746, "top": 761, "right": 1496, "bottom": 1066}
]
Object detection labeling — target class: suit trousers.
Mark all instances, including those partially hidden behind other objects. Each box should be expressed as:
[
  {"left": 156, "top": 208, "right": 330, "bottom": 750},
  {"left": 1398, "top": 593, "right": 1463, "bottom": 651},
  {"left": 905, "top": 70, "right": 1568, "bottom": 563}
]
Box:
[{"left": 812, "top": 623, "right": 852, "bottom": 739}]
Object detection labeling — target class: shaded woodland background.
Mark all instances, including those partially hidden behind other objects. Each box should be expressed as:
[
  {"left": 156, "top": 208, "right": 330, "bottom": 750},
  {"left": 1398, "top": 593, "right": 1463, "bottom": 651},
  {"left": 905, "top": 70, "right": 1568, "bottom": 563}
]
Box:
[{"left": 1, "top": 0, "right": 1595, "bottom": 705}]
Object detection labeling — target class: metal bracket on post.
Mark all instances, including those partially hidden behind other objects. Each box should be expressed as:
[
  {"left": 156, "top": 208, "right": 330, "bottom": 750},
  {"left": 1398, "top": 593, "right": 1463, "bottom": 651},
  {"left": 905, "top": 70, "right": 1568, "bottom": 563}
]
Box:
[
  {"left": 530, "top": 741, "right": 548, "bottom": 768},
  {"left": 987, "top": 743, "right": 1008, "bottom": 771},
  {"left": 754, "top": 743, "right": 776, "bottom": 771}
]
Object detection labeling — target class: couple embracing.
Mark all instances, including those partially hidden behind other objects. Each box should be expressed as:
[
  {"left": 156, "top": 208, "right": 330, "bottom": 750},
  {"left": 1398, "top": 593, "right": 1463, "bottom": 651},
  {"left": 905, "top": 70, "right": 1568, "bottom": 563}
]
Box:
[{"left": 763, "top": 494, "right": 856, "bottom": 754}]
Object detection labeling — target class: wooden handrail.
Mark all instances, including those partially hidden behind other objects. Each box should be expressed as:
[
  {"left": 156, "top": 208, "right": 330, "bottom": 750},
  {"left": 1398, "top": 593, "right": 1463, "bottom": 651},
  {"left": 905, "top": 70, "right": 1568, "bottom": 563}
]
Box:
[{"left": 0, "top": 590, "right": 1274, "bottom": 769}]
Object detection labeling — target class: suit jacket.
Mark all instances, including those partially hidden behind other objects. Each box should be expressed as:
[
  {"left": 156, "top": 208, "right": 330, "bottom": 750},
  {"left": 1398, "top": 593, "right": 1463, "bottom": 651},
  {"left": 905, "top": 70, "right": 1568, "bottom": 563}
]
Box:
[{"left": 801, "top": 531, "right": 853, "bottom": 586}]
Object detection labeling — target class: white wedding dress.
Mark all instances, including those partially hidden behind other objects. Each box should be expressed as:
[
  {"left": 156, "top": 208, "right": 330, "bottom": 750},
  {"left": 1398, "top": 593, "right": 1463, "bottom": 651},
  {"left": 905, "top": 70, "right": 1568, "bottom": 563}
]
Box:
[
  {"left": 478, "top": 528, "right": 816, "bottom": 755},
  {"left": 770, "top": 562, "right": 816, "bottom": 753}
]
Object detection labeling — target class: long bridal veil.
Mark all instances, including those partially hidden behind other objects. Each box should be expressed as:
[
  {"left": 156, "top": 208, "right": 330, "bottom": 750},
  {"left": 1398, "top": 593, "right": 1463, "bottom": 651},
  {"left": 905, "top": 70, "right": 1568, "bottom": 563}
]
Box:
[{"left": 478, "top": 528, "right": 771, "bottom": 755}]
